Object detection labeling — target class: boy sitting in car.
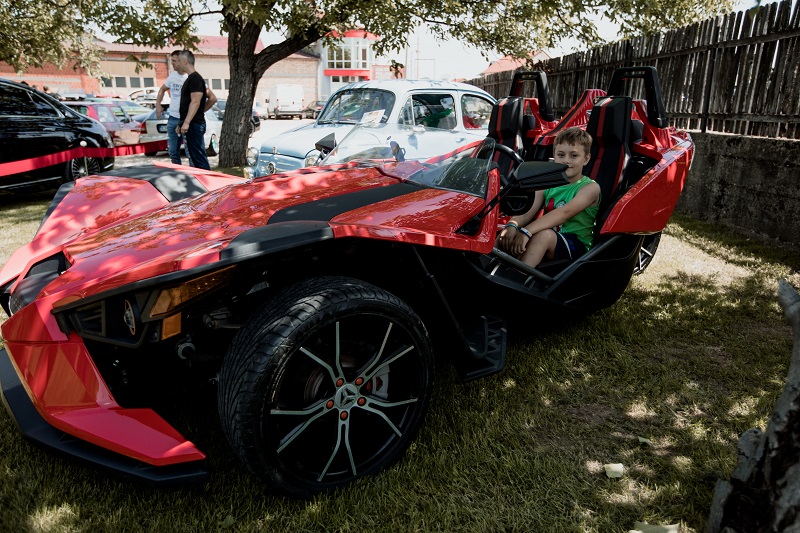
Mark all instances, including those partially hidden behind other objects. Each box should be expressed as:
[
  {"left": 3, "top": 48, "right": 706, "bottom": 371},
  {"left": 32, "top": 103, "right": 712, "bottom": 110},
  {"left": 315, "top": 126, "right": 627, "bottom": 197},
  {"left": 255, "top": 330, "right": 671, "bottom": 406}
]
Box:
[{"left": 496, "top": 127, "right": 601, "bottom": 267}]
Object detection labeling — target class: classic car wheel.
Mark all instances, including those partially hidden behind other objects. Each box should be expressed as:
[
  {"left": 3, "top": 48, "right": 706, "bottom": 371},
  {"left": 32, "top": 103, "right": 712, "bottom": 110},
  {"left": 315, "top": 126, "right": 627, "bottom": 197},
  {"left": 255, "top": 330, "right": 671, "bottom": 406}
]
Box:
[
  {"left": 65, "top": 156, "right": 102, "bottom": 181},
  {"left": 218, "top": 277, "right": 433, "bottom": 496},
  {"left": 633, "top": 232, "right": 661, "bottom": 275},
  {"left": 206, "top": 134, "right": 219, "bottom": 156}
]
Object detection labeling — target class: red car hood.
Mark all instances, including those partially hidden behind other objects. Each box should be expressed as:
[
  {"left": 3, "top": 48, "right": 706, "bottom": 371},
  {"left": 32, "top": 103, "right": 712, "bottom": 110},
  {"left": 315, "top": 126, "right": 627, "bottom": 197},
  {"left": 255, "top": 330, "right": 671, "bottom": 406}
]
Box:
[{"left": 26, "top": 162, "right": 489, "bottom": 305}]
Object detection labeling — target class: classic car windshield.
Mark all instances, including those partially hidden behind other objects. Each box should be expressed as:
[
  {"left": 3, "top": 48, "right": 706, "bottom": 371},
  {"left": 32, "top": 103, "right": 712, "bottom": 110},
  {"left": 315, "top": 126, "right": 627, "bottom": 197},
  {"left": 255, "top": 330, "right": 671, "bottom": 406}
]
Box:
[
  {"left": 317, "top": 89, "right": 396, "bottom": 124},
  {"left": 323, "top": 124, "right": 494, "bottom": 197}
]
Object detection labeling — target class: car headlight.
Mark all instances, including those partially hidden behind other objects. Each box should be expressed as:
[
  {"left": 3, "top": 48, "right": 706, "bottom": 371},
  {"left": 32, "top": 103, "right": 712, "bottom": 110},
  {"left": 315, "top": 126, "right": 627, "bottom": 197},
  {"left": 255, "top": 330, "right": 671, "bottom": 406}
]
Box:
[
  {"left": 246, "top": 147, "right": 259, "bottom": 167},
  {"left": 304, "top": 150, "right": 320, "bottom": 168}
]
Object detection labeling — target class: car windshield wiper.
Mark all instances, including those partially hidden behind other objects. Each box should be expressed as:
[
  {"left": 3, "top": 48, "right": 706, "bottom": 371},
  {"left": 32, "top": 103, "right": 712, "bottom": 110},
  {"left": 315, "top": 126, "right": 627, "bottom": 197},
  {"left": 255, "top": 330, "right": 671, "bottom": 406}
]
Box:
[{"left": 318, "top": 119, "right": 359, "bottom": 125}]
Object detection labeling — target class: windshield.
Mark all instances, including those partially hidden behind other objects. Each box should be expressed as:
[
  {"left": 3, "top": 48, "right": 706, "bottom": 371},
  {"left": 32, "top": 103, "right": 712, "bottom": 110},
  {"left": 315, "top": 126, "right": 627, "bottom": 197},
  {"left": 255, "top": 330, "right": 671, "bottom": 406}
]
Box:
[
  {"left": 317, "top": 89, "right": 395, "bottom": 125},
  {"left": 322, "top": 124, "right": 495, "bottom": 197}
]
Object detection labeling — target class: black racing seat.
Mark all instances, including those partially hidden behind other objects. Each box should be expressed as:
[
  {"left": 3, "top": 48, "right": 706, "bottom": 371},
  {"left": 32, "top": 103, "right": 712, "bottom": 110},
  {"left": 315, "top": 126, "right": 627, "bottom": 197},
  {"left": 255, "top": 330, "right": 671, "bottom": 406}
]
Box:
[{"left": 487, "top": 96, "right": 524, "bottom": 178}]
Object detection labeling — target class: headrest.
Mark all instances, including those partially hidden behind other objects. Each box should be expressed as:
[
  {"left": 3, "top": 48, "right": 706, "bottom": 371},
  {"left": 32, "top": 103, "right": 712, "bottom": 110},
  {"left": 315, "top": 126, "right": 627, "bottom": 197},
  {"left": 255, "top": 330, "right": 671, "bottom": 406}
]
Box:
[
  {"left": 522, "top": 114, "right": 536, "bottom": 133},
  {"left": 488, "top": 97, "right": 524, "bottom": 141}
]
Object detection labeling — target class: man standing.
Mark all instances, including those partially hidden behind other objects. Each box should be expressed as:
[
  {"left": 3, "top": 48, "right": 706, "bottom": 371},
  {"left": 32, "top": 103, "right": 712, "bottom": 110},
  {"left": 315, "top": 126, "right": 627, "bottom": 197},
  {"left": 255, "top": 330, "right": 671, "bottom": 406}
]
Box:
[
  {"left": 176, "top": 50, "right": 217, "bottom": 170},
  {"left": 156, "top": 50, "right": 187, "bottom": 164}
]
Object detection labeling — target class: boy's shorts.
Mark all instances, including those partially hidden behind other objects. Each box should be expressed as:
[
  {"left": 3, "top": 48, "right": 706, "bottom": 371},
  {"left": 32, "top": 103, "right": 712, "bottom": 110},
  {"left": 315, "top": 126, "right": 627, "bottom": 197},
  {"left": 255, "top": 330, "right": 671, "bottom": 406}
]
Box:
[{"left": 552, "top": 231, "right": 587, "bottom": 261}]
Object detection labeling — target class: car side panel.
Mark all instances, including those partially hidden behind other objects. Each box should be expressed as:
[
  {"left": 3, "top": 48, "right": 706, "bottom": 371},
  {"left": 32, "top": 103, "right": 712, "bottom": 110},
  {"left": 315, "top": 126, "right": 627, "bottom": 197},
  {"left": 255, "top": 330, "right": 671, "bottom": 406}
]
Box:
[{"left": 600, "top": 136, "right": 693, "bottom": 235}]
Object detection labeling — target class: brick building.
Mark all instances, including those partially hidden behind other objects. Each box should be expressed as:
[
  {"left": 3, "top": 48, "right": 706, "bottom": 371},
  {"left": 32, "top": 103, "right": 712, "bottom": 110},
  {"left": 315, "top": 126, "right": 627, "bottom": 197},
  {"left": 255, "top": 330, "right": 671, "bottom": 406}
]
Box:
[
  {"left": 1, "top": 32, "right": 401, "bottom": 103},
  {"left": 0, "top": 36, "right": 321, "bottom": 102}
]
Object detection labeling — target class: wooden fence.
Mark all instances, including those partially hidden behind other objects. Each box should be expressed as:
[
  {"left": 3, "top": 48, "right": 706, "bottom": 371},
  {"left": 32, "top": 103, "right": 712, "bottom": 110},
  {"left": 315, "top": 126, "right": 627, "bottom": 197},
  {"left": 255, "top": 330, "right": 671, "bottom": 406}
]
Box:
[{"left": 465, "top": 0, "right": 800, "bottom": 139}]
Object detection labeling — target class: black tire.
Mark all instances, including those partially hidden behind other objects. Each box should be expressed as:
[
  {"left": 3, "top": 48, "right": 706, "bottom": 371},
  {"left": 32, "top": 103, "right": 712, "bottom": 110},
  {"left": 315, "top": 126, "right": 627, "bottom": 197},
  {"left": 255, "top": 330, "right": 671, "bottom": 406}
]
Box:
[
  {"left": 144, "top": 151, "right": 158, "bottom": 157},
  {"left": 206, "top": 134, "right": 218, "bottom": 156},
  {"left": 64, "top": 156, "right": 102, "bottom": 181},
  {"left": 218, "top": 276, "right": 434, "bottom": 497},
  {"left": 633, "top": 232, "right": 662, "bottom": 275}
]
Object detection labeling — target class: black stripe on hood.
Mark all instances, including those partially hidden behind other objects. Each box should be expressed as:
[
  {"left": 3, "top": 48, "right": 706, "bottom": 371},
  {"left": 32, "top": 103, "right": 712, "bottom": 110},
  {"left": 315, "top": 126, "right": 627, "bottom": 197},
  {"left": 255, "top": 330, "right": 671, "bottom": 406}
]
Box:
[{"left": 268, "top": 182, "right": 421, "bottom": 224}]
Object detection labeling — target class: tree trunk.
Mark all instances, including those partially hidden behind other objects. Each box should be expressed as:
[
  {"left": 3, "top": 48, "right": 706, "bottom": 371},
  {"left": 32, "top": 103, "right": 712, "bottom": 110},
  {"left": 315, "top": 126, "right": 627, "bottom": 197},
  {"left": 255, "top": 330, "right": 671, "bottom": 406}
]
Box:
[
  {"left": 707, "top": 280, "right": 800, "bottom": 532},
  {"left": 218, "top": 15, "right": 323, "bottom": 168},
  {"left": 218, "top": 17, "right": 261, "bottom": 168}
]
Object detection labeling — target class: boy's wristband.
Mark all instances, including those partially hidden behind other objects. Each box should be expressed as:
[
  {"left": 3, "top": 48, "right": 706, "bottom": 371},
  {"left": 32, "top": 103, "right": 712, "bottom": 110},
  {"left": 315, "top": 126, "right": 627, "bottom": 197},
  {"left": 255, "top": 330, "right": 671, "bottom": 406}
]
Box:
[
  {"left": 505, "top": 222, "right": 519, "bottom": 231},
  {"left": 519, "top": 227, "right": 533, "bottom": 239}
]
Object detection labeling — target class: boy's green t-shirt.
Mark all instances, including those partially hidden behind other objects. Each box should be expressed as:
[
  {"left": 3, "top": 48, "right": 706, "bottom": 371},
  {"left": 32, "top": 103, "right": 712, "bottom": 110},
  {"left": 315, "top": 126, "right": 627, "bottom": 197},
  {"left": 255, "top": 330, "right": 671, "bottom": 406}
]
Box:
[{"left": 543, "top": 176, "right": 600, "bottom": 249}]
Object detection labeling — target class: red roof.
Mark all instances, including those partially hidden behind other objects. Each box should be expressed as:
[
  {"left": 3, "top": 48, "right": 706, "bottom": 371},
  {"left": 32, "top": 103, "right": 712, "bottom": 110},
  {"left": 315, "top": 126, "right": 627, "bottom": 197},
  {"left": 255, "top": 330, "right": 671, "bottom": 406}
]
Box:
[
  {"left": 95, "top": 36, "right": 267, "bottom": 57},
  {"left": 481, "top": 52, "right": 551, "bottom": 76}
]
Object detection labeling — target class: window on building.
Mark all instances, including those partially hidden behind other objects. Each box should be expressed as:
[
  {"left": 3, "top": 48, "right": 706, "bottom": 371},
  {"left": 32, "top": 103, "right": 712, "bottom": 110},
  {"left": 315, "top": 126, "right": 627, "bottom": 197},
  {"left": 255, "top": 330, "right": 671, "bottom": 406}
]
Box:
[
  {"left": 115, "top": 77, "right": 127, "bottom": 88},
  {"left": 327, "top": 39, "right": 372, "bottom": 70},
  {"left": 144, "top": 78, "right": 155, "bottom": 87},
  {"left": 130, "top": 77, "right": 141, "bottom": 88},
  {"left": 212, "top": 79, "right": 222, "bottom": 90},
  {"left": 224, "top": 79, "right": 230, "bottom": 90},
  {"left": 101, "top": 77, "right": 113, "bottom": 88}
]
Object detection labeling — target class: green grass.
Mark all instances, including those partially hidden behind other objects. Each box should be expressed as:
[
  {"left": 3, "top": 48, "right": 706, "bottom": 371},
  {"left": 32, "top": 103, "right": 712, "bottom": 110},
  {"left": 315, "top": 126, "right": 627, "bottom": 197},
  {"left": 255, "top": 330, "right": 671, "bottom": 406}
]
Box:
[{"left": 0, "top": 189, "right": 798, "bottom": 532}]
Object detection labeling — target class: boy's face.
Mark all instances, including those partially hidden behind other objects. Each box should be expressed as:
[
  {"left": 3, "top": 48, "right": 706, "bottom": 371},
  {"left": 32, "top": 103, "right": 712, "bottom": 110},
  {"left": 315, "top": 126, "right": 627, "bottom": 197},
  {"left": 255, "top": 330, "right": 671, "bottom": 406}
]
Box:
[{"left": 554, "top": 142, "right": 591, "bottom": 180}]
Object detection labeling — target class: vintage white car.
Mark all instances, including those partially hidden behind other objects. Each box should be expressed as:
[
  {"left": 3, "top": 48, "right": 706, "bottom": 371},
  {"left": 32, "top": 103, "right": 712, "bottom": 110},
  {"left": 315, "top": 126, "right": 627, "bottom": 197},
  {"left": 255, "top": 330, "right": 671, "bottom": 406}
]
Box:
[{"left": 246, "top": 79, "right": 496, "bottom": 177}]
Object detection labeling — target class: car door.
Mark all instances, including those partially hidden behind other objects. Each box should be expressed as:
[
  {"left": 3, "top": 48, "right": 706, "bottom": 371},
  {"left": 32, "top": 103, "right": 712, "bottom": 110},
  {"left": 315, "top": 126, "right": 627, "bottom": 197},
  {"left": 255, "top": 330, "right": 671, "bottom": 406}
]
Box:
[
  {"left": 0, "top": 82, "right": 68, "bottom": 188},
  {"left": 108, "top": 105, "right": 140, "bottom": 145},
  {"left": 94, "top": 104, "right": 125, "bottom": 145}
]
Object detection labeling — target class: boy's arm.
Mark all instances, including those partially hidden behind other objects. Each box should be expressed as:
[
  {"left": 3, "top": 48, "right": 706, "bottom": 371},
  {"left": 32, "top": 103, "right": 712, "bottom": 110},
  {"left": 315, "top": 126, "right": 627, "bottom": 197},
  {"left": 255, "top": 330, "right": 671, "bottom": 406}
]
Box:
[
  {"left": 524, "top": 181, "right": 600, "bottom": 235},
  {"left": 497, "top": 191, "right": 544, "bottom": 252}
]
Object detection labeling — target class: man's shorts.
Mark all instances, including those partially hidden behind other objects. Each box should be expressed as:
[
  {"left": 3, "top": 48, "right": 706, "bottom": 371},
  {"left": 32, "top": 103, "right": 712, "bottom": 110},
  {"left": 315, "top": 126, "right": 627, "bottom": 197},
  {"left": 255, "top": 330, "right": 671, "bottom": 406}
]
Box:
[{"left": 552, "top": 231, "right": 587, "bottom": 261}]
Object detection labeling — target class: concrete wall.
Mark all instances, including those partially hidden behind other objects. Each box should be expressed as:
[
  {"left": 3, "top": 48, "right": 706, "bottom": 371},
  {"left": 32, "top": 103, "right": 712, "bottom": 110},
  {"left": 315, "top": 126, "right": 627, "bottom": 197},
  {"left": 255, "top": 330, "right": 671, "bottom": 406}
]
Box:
[{"left": 676, "top": 132, "right": 800, "bottom": 246}]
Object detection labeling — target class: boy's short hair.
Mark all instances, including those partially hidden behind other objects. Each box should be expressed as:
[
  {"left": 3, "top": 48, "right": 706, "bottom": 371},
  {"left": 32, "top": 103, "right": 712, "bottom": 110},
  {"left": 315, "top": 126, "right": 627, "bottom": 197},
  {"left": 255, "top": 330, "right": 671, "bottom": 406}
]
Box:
[{"left": 554, "top": 127, "right": 592, "bottom": 154}]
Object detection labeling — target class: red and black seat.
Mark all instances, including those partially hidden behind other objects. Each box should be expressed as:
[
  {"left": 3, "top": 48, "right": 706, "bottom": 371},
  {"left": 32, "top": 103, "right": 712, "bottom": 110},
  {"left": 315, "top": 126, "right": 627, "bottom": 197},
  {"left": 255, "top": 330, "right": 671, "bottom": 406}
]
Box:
[
  {"left": 487, "top": 97, "right": 525, "bottom": 178},
  {"left": 582, "top": 96, "right": 633, "bottom": 232}
]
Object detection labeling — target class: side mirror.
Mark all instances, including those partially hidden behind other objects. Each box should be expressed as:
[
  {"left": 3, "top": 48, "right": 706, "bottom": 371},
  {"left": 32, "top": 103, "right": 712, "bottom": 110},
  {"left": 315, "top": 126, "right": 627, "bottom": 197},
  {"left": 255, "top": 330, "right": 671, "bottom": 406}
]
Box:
[
  {"left": 514, "top": 161, "right": 569, "bottom": 191},
  {"left": 314, "top": 133, "right": 336, "bottom": 153}
]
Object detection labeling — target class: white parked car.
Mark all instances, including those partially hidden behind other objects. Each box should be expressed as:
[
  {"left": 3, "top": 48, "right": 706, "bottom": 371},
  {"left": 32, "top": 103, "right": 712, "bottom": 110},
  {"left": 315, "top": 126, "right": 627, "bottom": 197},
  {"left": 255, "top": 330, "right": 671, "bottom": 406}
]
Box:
[
  {"left": 246, "top": 79, "right": 496, "bottom": 177},
  {"left": 135, "top": 106, "right": 226, "bottom": 157}
]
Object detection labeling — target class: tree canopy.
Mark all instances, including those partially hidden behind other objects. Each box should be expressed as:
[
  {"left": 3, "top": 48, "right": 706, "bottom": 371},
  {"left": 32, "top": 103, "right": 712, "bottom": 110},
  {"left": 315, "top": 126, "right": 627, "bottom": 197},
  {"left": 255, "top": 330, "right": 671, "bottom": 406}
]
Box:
[{"left": 1, "top": 0, "right": 735, "bottom": 166}]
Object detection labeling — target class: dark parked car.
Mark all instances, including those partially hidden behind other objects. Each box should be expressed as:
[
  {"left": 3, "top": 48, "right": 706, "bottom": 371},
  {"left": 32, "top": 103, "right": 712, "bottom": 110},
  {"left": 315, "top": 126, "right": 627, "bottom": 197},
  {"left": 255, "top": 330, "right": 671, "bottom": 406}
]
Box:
[
  {"left": 215, "top": 99, "right": 261, "bottom": 133},
  {"left": 303, "top": 100, "right": 327, "bottom": 119},
  {"left": 63, "top": 101, "right": 144, "bottom": 146},
  {"left": 0, "top": 79, "right": 115, "bottom": 192}
]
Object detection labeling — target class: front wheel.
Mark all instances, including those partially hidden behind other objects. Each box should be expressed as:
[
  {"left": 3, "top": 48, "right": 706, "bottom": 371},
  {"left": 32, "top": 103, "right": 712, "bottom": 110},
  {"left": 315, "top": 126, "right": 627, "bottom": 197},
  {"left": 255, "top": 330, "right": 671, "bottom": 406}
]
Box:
[
  {"left": 632, "top": 232, "right": 662, "bottom": 275},
  {"left": 218, "top": 277, "right": 434, "bottom": 497},
  {"left": 65, "top": 156, "right": 102, "bottom": 181}
]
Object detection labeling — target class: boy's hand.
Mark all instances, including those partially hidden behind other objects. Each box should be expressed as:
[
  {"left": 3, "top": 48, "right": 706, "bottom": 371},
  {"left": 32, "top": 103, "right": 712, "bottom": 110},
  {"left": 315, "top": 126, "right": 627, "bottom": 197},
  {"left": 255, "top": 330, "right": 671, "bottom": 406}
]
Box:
[
  {"left": 509, "top": 232, "right": 530, "bottom": 256},
  {"left": 497, "top": 226, "right": 516, "bottom": 251}
]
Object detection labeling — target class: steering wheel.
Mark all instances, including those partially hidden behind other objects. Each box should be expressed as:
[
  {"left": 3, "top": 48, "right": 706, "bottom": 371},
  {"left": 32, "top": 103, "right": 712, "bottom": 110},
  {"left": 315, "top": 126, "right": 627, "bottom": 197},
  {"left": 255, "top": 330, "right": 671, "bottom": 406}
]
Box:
[{"left": 492, "top": 143, "right": 525, "bottom": 186}]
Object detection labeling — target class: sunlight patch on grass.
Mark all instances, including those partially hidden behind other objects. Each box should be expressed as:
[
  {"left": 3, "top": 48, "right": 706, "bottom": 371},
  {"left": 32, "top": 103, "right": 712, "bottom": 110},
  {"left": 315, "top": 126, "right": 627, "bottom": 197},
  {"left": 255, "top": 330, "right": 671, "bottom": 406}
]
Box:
[
  {"left": 27, "top": 503, "right": 78, "bottom": 533},
  {"left": 626, "top": 400, "right": 658, "bottom": 421}
]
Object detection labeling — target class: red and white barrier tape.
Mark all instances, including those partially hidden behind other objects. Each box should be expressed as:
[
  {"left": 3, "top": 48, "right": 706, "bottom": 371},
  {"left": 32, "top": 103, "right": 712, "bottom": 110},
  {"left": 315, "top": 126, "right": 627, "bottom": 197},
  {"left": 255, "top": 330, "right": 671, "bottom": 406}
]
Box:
[{"left": 0, "top": 140, "right": 168, "bottom": 178}]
